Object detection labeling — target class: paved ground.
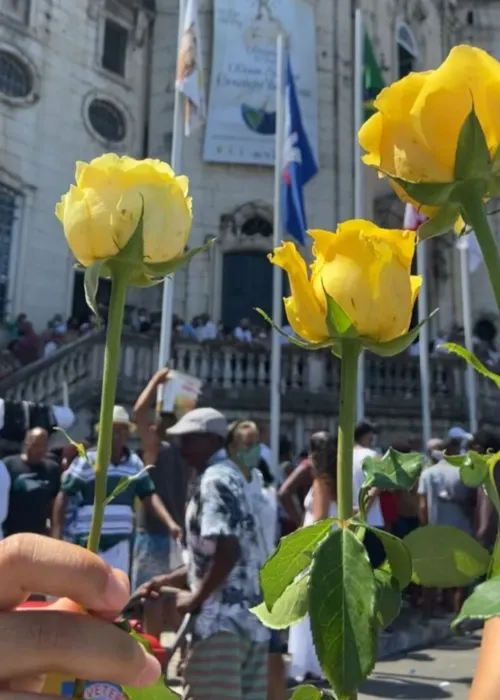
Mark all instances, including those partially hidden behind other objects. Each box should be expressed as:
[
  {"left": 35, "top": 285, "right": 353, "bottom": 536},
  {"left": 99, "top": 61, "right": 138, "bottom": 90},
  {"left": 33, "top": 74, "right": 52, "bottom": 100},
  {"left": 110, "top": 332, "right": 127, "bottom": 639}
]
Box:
[{"left": 357, "top": 632, "right": 481, "bottom": 699}]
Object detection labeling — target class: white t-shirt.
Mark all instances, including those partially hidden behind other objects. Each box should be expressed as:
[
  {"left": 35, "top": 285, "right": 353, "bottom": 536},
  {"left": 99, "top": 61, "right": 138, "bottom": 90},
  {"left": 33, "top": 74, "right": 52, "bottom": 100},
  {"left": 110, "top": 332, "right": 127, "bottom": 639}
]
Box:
[
  {"left": 197, "top": 321, "right": 218, "bottom": 342},
  {"left": 0, "top": 460, "right": 11, "bottom": 540},
  {"left": 234, "top": 327, "right": 253, "bottom": 342},
  {"left": 352, "top": 446, "right": 384, "bottom": 527}
]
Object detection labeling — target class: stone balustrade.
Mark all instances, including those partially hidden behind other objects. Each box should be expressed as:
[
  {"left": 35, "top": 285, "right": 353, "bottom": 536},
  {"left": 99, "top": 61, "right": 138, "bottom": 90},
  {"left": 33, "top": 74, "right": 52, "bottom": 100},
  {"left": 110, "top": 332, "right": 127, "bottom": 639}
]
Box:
[{"left": 0, "top": 331, "right": 497, "bottom": 427}]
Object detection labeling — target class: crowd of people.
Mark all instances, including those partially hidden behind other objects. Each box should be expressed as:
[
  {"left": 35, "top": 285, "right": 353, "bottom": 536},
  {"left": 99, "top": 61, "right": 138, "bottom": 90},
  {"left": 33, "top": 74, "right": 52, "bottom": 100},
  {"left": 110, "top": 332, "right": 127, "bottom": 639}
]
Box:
[{"left": 0, "top": 364, "right": 494, "bottom": 698}]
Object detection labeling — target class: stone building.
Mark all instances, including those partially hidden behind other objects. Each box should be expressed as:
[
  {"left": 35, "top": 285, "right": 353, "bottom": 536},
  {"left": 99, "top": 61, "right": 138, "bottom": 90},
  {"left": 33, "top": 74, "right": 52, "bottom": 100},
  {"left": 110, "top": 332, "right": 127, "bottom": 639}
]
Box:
[
  {"left": 0, "top": 0, "right": 155, "bottom": 328},
  {"left": 0, "top": 0, "right": 456, "bottom": 331},
  {"left": 1, "top": 0, "right": 498, "bottom": 446},
  {"left": 146, "top": 0, "right": 462, "bottom": 335}
]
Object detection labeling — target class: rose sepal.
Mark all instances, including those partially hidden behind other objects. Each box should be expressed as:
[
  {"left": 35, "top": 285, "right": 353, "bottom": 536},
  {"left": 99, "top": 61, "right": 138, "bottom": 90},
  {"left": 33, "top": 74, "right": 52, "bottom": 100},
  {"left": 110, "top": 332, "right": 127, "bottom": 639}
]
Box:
[{"left": 360, "top": 310, "right": 438, "bottom": 357}]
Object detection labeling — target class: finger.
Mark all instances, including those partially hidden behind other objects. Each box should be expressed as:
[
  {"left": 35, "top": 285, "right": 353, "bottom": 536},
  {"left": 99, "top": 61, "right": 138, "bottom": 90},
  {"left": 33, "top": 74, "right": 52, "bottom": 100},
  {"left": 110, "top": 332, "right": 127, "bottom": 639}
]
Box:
[
  {"left": 7, "top": 674, "right": 46, "bottom": 693},
  {"left": 0, "top": 611, "right": 161, "bottom": 687},
  {"left": 0, "top": 534, "right": 129, "bottom": 611},
  {"left": 0, "top": 695, "right": 61, "bottom": 700}
]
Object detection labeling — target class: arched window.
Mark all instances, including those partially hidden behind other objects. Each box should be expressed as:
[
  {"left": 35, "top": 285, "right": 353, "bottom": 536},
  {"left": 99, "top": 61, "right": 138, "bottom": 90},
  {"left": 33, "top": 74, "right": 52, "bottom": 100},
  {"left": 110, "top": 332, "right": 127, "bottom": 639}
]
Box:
[
  {"left": 241, "top": 215, "right": 273, "bottom": 238},
  {"left": 396, "top": 22, "right": 418, "bottom": 78}
]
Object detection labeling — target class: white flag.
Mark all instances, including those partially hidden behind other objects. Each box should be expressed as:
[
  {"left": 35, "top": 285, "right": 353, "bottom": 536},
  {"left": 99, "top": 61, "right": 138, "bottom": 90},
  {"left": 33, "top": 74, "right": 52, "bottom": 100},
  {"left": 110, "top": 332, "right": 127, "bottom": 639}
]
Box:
[
  {"left": 176, "top": 0, "right": 206, "bottom": 136},
  {"left": 457, "top": 233, "right": 483, "bottom": 273}
]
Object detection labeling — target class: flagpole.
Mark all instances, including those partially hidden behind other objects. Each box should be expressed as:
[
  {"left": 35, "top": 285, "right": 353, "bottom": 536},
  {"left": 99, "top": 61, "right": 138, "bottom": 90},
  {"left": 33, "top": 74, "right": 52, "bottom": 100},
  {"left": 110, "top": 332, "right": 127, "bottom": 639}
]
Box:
[
  {"left": 158, "top": 0, "right": 186, "bottom": 375},
  {"left": 417, "top": 241, "right": 432, "bottom": 448},
  {"left": 270, "top": 32, "right": 286, "bottom": 476},
  {"left": 459, "top": 240, "right": 478, "bottom": 432},
  {"left": 354, "top": 6, "right": 365, "bottom": 421}
]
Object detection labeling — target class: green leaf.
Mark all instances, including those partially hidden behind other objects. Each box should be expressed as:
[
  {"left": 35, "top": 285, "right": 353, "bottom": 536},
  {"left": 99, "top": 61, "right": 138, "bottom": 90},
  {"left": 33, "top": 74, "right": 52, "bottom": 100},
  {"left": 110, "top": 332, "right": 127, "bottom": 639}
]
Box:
[
  {"left": 83, "top": 260, "right": 105, "bottom": 321},
  {"left": 260, "top": 519, "right": 336, "bottom": 609},
  {"left": 417, "top": 204, "right": 461, "bottom": 240},
  {"left": 322, "top": 283, "right": 358, "bottom": 338},
  {"left": 250, "top": 574, "right": 309, "bottom": 629},
  {"left": 309, "top": 528, "right": 377, "bottom": 699},
  {"left": 452, "top": 575, "right": 500, "bottom": 628},
  {"left": 289, "top": 686, "right": 324, "bottom": 700},
  {"left": 390, "top": 178, "right": 456, "bottom": 206},
  {"left": 492, "top": 147, "right": 500, "bottom": 177},
  {"left": 374, "top": 569, "right": 401, "bottom": 630},
  {"left": 403, "top": 525, "right": 491, "bottom": 588},
  {"left": 53, "top": 427, "right": 88, "bottom": 461},
  {"left": 361, "top": 447, "right": 423, "bottom": 492},
  {"left": 144, "top": 239, "right": 216, "bottom": 278},
  {"left": 365, "top": 526, "right": 412, "bottom": 589},
  {"left": 454, "top": 108, "right": 491, "bottom": 181},
  {"left": 445, "top": 451, "right": 489, "bottom": 487},
  {"left": 489, "top": 535, "right": 500, "bottom": 578},
  {"left": 124, "top": 680, "right": 180, "bottom": 700},
  {"left": 123, "top": 629, "right": 181, "bottom": 699},
  {"left": 362, "top": 310, "right": 438, "bottom": 357},
  {"left": 483, "top": 451, "right": 500, "bottom": 518},
  {"left": 442, "top": 342, "right": 500, "bottom": 390},
  {"left": 103, "top": 465, "right": 154, "bottom": 506},
  {"left": 255, "top": 308, "right": 333, "bottom": 351}
]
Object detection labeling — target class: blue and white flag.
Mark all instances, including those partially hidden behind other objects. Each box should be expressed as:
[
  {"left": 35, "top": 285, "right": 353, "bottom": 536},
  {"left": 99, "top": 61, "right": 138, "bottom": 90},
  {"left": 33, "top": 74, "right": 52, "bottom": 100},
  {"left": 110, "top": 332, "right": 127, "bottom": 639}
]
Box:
[{"left": 281, "top": 59, "right": 318, "bottom": 246}]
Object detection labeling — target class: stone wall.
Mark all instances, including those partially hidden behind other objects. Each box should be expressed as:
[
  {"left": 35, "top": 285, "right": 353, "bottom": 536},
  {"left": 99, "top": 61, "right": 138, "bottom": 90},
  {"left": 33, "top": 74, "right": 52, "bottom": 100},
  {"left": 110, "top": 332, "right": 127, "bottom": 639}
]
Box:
[{"left": 0, "top": 0, "right": 154, "bottom": 329}]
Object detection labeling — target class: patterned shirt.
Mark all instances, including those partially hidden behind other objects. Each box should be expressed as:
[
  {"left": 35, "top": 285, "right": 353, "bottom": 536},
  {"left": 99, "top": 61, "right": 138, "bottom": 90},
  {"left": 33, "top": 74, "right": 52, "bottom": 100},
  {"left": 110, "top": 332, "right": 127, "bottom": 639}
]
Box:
[
  {"left": 186, "top": 459, "right": 269, "bottom": 643},
  {"left": 62, "top": 448, "right": 155, "bottom": 550}
]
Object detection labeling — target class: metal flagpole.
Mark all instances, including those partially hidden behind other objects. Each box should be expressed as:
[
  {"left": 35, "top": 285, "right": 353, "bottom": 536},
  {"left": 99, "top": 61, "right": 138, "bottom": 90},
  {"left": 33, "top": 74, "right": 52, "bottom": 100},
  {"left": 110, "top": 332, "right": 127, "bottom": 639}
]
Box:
[
  {"left": 158, "top": 0, "right": 186, "bottom": 372},
  {"left": 354, "top": 6, "right": 365, "bottom": 422},
  {"left": 270, "top": 32, "right": 287, "bottom": 476},
  {"left": 417, "top": 241, "right": 432, "bottom": 448},
  {"left": 458, "top": 238, "right": 478, "bottom": 432}
]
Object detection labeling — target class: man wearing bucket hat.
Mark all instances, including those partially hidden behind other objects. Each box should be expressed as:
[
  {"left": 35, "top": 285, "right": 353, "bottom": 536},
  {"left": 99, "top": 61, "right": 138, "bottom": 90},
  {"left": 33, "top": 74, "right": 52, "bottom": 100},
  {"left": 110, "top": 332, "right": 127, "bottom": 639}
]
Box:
[
  {"left": 52, "top": 406, "right": 181, "bottom": 574},
  {"left": 137, "top": 407, "right": 269, "bottom": 700}
]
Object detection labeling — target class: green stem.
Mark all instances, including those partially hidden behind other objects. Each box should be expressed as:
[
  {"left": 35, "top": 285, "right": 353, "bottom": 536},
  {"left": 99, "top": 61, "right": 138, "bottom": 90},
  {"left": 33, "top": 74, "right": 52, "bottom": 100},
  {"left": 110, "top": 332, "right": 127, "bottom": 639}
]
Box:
[
  {"left": 461, "top": 196, "right": 500, "bottom": 317},
  {"left": 87, "top": 271, "right": 128, "bottom": 554},
  {"left": 336, "top": 341, "right": 361, "bottom": 522},
  {"left": 335, "top": 341, "right": 360, "bottom": 700},
  {"left": 72, "top": 271, "right": 128, "bottom": 700}
]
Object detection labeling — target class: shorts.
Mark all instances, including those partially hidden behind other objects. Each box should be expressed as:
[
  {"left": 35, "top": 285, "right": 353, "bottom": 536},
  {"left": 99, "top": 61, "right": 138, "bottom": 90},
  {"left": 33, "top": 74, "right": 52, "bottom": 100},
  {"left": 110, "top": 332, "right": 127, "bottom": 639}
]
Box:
[
  {"left": 268, "top": 629, "right": 283, "bottom": 654},
  {"left": 131, "top": 532, "right": 171, "bottom": 590},
  {"left": 184, "top": 632, "right": 268, "bottom": 700},
  {"left": 364, "top": 527, "right": 386, "bottom": 569}
]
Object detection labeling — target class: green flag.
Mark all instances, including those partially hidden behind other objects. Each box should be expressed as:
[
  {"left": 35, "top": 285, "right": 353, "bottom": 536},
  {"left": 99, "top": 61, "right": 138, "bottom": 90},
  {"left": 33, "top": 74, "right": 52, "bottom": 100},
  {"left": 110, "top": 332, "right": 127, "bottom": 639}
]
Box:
[{"left": 363, "top": 33, "right": 385, "bottom": 121}]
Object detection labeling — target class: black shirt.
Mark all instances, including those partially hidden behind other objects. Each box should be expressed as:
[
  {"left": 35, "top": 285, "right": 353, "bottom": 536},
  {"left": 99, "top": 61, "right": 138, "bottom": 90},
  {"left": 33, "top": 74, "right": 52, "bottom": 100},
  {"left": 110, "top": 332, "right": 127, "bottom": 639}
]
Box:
[
  {"left": 3, "top": 455, "right": 60, "bottom": 536},
  {"left": 136, "top": 442, "right": 187, "bottom": 535}
]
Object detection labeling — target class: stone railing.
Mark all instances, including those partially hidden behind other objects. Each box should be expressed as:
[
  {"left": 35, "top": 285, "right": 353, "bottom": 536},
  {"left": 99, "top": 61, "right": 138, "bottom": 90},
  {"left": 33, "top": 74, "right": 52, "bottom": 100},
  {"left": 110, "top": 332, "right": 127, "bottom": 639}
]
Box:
[
  {"left": 0, "top": 331, "right": 106, "bottom": 407},
  {"left": 0, "top": 332, "right": 498, "bottom": 424}
]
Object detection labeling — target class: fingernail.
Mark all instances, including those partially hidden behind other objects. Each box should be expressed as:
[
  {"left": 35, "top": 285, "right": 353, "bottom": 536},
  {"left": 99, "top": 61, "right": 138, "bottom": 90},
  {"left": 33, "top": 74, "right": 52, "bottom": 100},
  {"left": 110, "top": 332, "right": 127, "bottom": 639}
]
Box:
[
  {"left": 135, "top": 654, "right": 162, "bottom": 687},
  {"left": 102, "top": 571, "right": 129, "bottom": 609}
]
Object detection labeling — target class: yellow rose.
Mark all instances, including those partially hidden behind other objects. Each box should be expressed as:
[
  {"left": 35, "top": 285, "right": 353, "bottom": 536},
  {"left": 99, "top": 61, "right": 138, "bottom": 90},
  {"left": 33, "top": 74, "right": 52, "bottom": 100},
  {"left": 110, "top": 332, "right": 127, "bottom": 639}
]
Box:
[
  {"left": 55, "top": 153, "right": 193, "bottom": 268},
  {"left": 359, "top": 45, "right": 500, "bottom": 217},
  {"left": 269, "top": 220, "right": 421, "bottom": 344}
]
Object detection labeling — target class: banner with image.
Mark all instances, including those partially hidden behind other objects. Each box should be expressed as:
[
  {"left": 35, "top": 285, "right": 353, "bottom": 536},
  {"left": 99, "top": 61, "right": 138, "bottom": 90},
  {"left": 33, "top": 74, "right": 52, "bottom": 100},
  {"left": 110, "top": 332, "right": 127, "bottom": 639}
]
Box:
[{"left": 203, "top": 0, "right": 319, "bottom": 166}]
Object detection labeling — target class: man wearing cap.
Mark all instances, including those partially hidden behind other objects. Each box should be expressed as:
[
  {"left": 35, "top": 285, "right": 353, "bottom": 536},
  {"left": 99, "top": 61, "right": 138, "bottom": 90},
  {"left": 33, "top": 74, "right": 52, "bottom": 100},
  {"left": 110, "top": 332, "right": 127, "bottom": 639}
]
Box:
[
  {"left": 52, "top": 406, "right": 181, "bottom": 575},
  {"left": 138, "top": 407, "right": 269, "bottom": 700}
]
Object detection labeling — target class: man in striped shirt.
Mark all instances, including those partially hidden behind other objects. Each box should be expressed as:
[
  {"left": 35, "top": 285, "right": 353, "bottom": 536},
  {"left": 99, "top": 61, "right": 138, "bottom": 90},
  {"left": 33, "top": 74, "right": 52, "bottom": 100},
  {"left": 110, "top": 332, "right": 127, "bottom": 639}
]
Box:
[{"left": 52, "top": 406, "right": 181, "bottom": 575}]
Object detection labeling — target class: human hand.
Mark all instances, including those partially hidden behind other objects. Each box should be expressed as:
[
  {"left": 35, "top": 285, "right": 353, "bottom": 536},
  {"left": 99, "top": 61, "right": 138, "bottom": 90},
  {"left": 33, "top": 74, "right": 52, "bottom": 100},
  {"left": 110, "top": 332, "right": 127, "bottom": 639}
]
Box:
[
  {"left": 169, "top": 523, "right": 183, "bottom": 542},
  {"left": 0, "top": 534, "right": 161, "bottom": 697},
  {"left": 153, "top": 368, "right": 170, "bottom": 386},
  {"left": 134, "top": 574, "right": 172, "bottom": 601}
]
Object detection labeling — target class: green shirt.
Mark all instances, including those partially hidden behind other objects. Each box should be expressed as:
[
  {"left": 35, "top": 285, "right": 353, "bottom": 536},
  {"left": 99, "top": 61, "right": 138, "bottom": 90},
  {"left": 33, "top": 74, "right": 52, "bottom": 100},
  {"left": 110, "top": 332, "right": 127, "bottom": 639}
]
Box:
[{"left": 62, "top": 448, "right": 155, "bottom": 550}]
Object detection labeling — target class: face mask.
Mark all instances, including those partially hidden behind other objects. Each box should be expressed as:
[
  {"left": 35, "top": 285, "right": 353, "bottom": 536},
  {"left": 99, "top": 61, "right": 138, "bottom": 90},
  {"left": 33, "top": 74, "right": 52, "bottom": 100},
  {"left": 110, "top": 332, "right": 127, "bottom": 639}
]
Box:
[
  {"left": 431, "top": 450, "right": 443, "bottom": 462},
  {"left": 235, "top": 445, "right": 260, "bottom": 470}
]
